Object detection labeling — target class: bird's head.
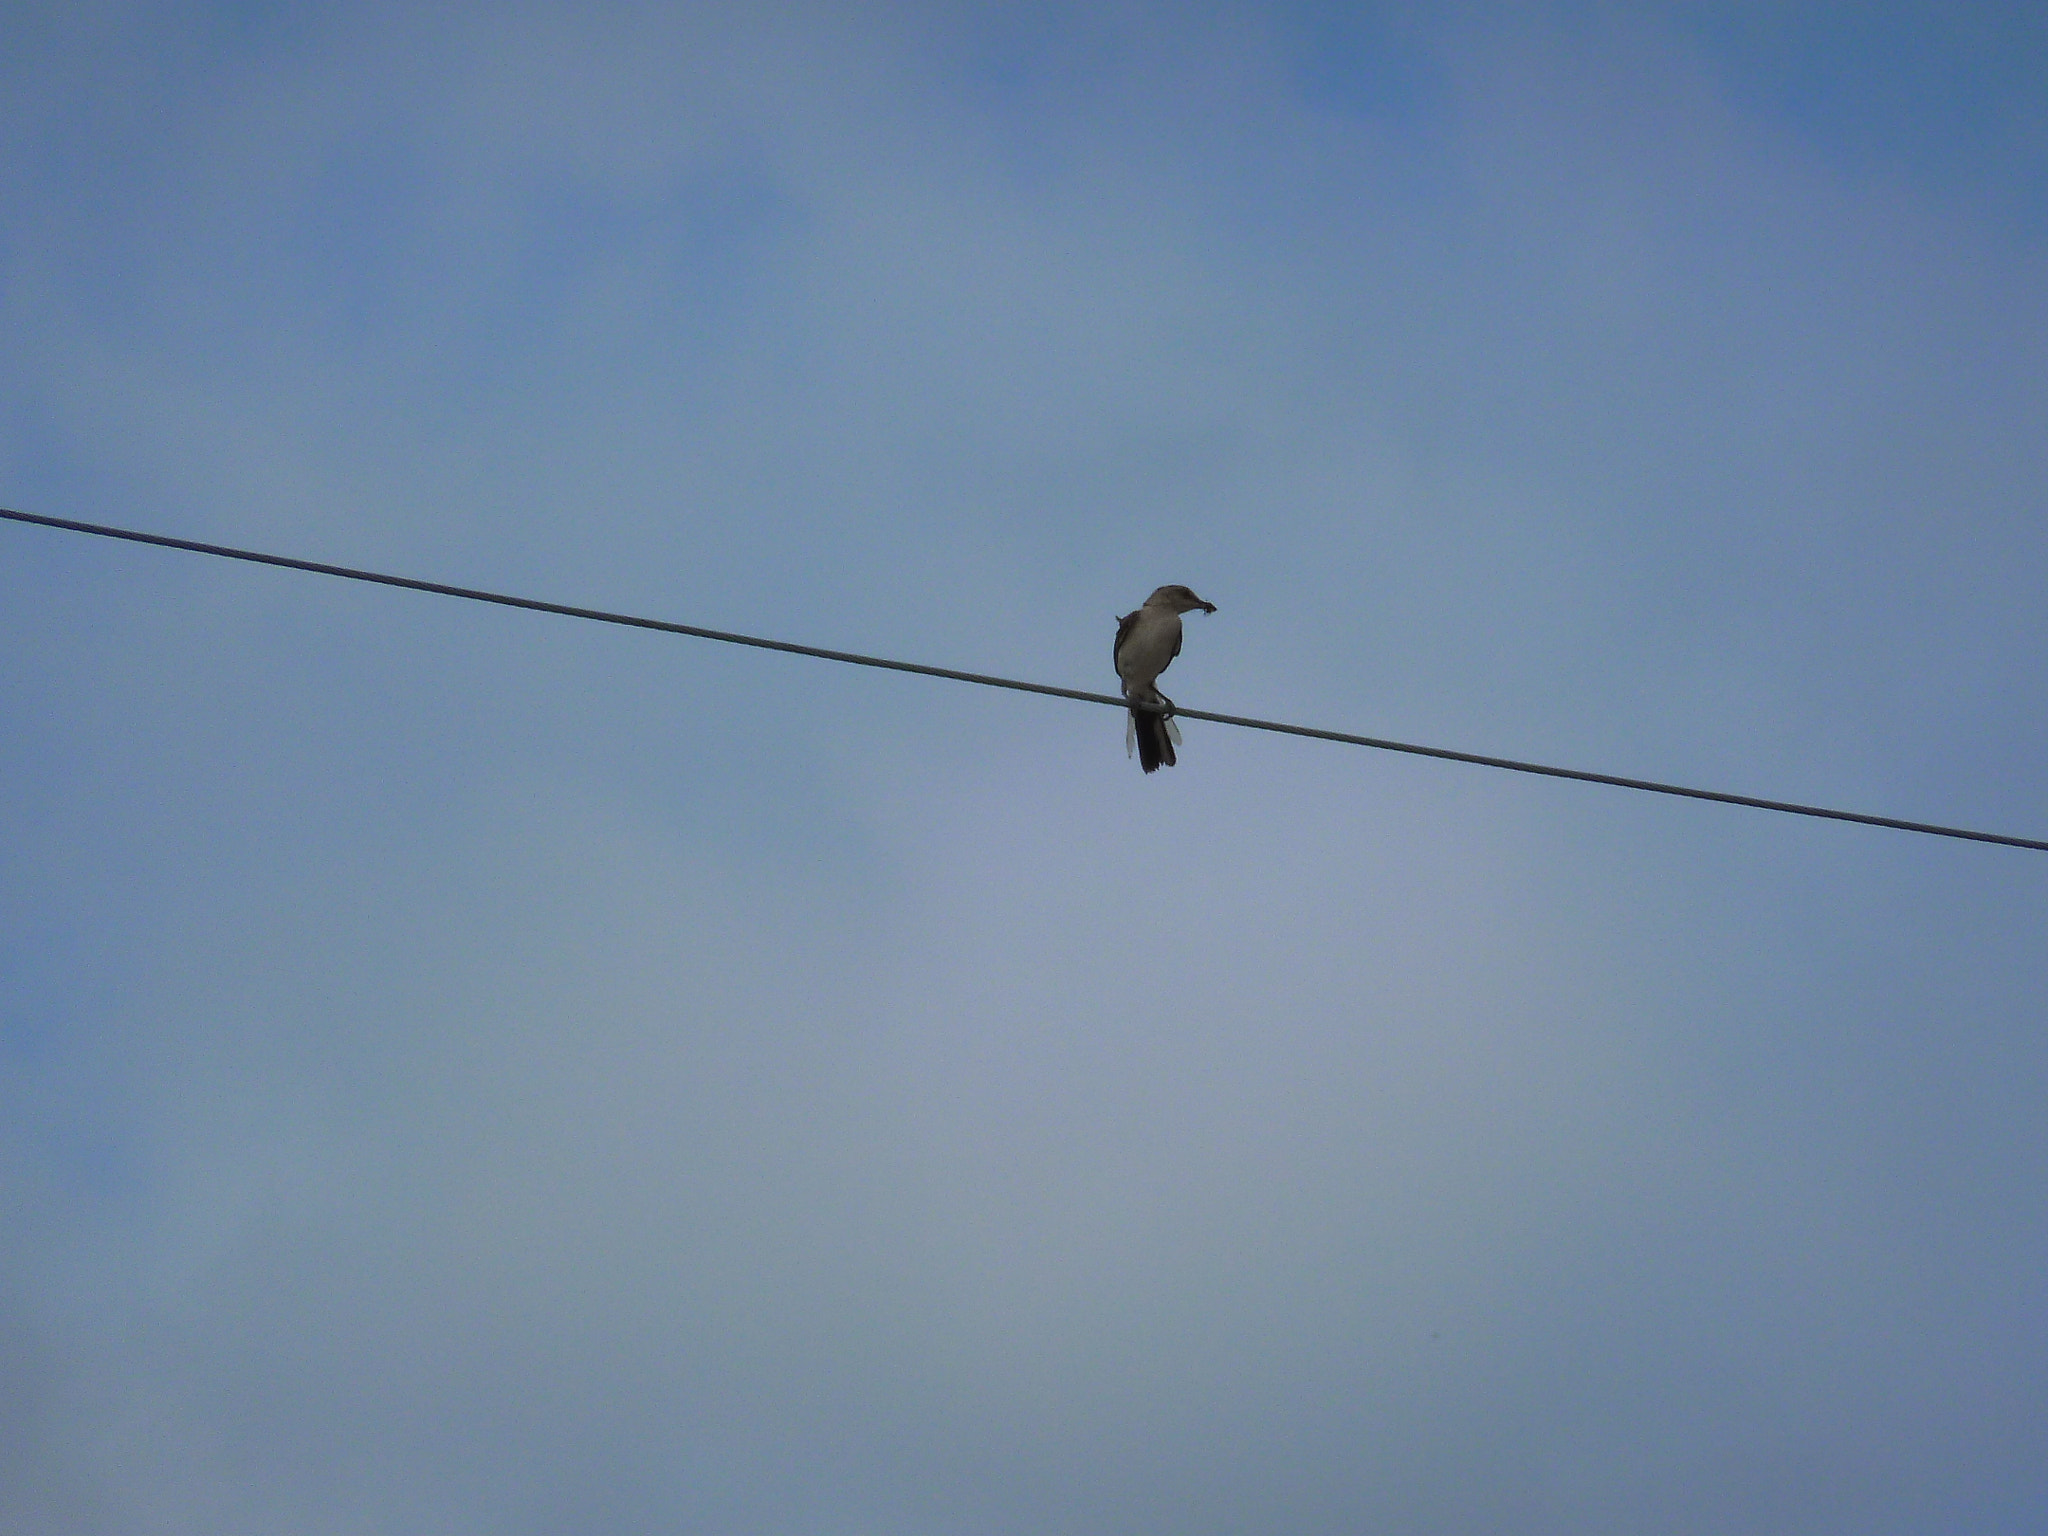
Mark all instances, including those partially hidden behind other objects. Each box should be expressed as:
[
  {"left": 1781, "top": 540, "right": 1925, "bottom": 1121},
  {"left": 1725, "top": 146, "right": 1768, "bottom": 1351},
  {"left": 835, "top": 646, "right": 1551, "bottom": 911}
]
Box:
[{"left": 1148, "top": 584, "right": 1217, "bottom": 615}]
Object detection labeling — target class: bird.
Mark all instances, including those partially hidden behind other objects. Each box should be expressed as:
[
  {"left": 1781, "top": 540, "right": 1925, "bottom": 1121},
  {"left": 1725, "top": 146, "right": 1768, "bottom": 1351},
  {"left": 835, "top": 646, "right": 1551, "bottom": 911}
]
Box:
[{"left": 1113, "top": 584, "right": 1217, "bottom": 772}]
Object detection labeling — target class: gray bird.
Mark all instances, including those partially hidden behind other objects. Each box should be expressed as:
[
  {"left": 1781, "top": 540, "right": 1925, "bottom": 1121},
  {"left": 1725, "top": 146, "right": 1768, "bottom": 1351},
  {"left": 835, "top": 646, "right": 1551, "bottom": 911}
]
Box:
[{"left": 1113, "top": 584, "right": 1217, "bottom": 772}]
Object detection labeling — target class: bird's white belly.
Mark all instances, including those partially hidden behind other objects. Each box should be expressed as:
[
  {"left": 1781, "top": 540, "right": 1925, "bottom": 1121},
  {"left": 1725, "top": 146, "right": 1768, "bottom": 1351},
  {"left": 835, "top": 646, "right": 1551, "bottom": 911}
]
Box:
[{"left": 1116, "top": 610, "right": 1182, "bottom": 691}]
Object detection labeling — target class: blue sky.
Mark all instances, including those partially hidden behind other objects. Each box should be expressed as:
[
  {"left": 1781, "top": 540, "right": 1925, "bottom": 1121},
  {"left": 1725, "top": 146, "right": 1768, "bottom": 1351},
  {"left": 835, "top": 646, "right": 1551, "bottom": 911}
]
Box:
[{"left": 4, "top": 4, "right": 2046, "bottom": 1531}]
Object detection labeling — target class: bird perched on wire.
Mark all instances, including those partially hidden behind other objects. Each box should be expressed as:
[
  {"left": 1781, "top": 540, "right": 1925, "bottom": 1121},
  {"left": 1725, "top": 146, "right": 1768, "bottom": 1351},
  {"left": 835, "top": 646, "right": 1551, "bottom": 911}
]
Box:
[{"left": 1114, "top": 584, "right": 1217, "bottom": 772}]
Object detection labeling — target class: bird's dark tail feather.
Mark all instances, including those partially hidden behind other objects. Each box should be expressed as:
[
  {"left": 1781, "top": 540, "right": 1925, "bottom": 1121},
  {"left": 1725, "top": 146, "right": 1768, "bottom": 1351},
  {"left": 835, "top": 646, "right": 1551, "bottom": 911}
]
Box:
[{"left": 1133, "top": 708, "right": 1176, "bottom": 773}]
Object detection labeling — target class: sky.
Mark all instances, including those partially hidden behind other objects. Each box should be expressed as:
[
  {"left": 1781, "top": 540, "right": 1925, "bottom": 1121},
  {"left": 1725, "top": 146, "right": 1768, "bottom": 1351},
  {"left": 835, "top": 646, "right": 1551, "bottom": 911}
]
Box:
[{"left": 2, "top": 3, "right": 2046, "bottom": 1531}]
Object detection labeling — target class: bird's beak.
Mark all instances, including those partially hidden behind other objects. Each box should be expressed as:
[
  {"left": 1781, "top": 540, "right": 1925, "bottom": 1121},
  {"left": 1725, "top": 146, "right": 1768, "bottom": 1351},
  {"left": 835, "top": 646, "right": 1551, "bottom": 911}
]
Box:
[{"left": 1200, "top": 601, "right": 1218, "bottom": 613}]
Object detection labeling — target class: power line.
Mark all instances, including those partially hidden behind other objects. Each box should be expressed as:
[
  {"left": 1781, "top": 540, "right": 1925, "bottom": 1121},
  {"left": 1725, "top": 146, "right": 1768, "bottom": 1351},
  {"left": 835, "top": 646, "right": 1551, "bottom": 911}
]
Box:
[{"left": 5, "top": 503, "right": 2043, "bottom": 854}]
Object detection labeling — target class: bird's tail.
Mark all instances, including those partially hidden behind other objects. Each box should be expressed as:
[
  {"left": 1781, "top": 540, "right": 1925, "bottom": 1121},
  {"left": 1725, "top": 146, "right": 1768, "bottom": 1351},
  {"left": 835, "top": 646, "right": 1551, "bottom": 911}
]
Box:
[{"left": 1127, "top": 694, "right": 1178, "bottom": 773}]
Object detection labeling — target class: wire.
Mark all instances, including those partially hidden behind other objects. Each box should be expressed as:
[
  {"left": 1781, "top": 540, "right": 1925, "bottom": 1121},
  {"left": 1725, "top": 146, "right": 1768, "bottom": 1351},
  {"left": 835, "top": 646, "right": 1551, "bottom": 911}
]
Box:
[{"left": 6, "top": 504, "right": 2044, "bottom": 854}]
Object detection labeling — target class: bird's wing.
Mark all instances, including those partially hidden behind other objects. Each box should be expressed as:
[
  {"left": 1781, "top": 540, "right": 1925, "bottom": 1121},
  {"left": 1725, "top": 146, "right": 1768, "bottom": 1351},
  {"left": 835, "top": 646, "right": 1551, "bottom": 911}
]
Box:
[{"left": 1113, "top": 609, "right": 1139, "bottom": 668}]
